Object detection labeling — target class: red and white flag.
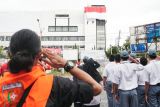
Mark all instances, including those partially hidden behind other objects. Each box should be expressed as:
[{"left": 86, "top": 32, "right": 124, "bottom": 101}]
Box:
[
  {"left": 84, "top": 6, "right": 106, "bottom": 13},
  {"left": 84, "top": 6, "right": 107, "bottom": 19}
]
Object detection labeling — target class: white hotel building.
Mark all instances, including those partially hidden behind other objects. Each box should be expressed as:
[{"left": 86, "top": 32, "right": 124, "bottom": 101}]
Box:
[{"left": 0, "top": 5, "right": 107, "bottom": 51}]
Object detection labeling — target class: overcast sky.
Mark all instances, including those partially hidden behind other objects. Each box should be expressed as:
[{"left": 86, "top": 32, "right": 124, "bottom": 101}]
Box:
[{"left": 0, "top": 0, "right": 160, "bottom": 47}]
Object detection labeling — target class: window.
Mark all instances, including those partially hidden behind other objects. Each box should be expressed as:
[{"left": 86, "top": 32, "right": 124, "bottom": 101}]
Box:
[
  {"left": 41, "top": 36, "right": 85, "bottom": 41},
  {"left": 96, "top": 19, "right": 106, "bottom": 50},
  {"left": 56, "top": 26, "right": 63, "bottom": 32},
  {"left": 62, "top": 26, "right": 69, "bottom": 32},
  {"left": 0, "top": 36, "right": 5, "bottom": 41},
  {"left": 48, "top": 26, "right": 78, "bottom": 32},
  {"left": 48, "top": 26, "right": 55, "bottom": 32},
  {"left": 6, "top": 36, "right": 11, "bottom": 41},
  {"left": 69, "top": 26, "right": 78, "bottom": 32},
  {"left": 55, "top": 14, "right": 69, "bottom": 17}
]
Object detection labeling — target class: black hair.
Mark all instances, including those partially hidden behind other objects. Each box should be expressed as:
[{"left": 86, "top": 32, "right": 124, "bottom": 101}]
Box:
[
  {"left": 83, "top": 56, "right": 89, "bottom": 64},
  {"left": 140, "top": 57, "right": 148, "bottom": 66},
  {"left": 148, "top": 55, "right": 157, "bottom": 60},
  {"left": 8, "top": 29, "right": 41, "bottom": 73},
  {"left": 115, "top": 54, "right": 121, "bottom": 63},
  {"left": 121, "top": 56, "right": 129, "bottom": 61},
  {"left": 109, "top": 55, "right": 115, "bottom": 62}
]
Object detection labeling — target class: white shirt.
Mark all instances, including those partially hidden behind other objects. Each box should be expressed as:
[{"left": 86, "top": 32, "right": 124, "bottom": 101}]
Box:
[
  {"left": 113, "top": 61, "right": 143, "bottom": 90},
  {"left": 103, "top": 62, "right": 116, "bottom": 82},
  {"left": 137, "top": 65, "right": 147, "bottom": 85},
  {"left": 113, "top": 63, "right": 121, "bottom": 82},
  {"left": 145, "top": 60, "right": 160, "bottom": 85}
]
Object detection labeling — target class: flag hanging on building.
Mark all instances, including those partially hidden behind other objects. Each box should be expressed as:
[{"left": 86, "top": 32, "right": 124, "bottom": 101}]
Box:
[{"left": 84, "top": 5, "right": 107, "bottom": 19}]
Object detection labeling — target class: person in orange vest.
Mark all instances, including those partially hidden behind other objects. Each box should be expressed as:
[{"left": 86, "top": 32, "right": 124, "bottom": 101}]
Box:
[{"left": 0, "top": 29, "right": 102, "bottom": 107}]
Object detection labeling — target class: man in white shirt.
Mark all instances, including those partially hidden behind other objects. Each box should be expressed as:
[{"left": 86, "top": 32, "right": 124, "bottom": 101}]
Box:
[
  {"left": 137, "top": 57, "right": 148, "bottom": 107},
  {"left": 112, "top": 54, "right": 121, "bottom": 107},
  {"left": 103, "top": 55, "right": 116, "bottom": 107},
  {"left": 113, "top": 50, "right": 141, "bottom": 107},
  {"left": 130, "top": 53, "right": 139, "bottom": 63},
  {"left": 145, "top": 49, "right": 160, "bottom": 107}
]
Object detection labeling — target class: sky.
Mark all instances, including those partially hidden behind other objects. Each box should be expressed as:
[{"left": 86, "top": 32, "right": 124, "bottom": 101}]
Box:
[{"left": 0, "top": 0, "right": 160, "bottom": 47}]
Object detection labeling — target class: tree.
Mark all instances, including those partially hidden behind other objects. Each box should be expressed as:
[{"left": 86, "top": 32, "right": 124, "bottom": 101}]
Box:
[
  {"left": 0, "top": 46, "right": 8, "bottom": 58},
  {"left": 105, "top": 46, "right": 119, "bottom": 58},
  {"left": 122, "top": 36, "right": 130, "bottom": 51},
  {"left": 0, "top": 46, "right": 4, "bottom": 58}
]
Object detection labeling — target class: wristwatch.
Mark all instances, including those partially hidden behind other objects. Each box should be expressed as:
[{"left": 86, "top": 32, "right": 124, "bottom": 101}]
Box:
[{"left": 64, "top": 61, "right": 75, "bottom": 72}]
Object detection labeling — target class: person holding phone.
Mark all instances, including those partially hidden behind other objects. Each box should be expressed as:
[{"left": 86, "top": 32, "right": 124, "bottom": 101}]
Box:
[{"left": 0, "top": 29, "right": 102, "bottom": 107}]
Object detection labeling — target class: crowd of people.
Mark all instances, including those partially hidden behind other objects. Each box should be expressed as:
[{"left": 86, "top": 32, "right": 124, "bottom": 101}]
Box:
[
  {"left": 0, "top": 29, "right": 102, "bottom": 107},
  {"left": 103, "top": 49, "right": 160, "bottom": 107},
  {"left": 0, "top": 29, "right": 160, "bottom": 107}
]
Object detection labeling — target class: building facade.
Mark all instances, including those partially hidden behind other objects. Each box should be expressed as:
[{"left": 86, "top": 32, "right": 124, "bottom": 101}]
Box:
[
  {"left": 130, "top": 22, "right": 160, "bottom": 53},
  {"left": 0, "top": 5, "right": 106, "bottom": 51}
]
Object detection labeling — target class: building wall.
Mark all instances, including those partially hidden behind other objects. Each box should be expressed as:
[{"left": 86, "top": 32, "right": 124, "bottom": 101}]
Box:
[
  {"left": 84, "top": 18, "right": 97, "bottom": 50},
  {"left": 0, "top": 10, "right": 106, "bottom": 50}
]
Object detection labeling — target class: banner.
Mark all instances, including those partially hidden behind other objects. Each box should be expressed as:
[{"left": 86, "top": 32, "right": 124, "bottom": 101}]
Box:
[
  {"left": 146, "top": 24, "right": 155, "bottom": 43},
  {"left": 130, "top": 43, "right": 147, "bottom": 52},
  {"left": 155, "top": 22, "right": 160, "bottom": 37}
]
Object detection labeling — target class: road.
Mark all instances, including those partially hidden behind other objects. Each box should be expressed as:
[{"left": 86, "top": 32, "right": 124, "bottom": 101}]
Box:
[
  {"left": 100, "top": 90, "right": 108, "bottom": 107},
  {"left": 72, "top": 90, "right": 108, "bottom": 107}
]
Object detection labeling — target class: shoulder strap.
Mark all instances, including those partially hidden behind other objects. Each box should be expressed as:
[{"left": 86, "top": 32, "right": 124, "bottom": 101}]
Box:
[{"left": 17, "top": 82, "right": 34, "bottom": 107}]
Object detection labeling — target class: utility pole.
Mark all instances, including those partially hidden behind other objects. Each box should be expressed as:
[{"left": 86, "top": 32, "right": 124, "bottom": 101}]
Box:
[
  {"left": 110, "top": 44, "right": 112, "bottom": 55},
  {"left": 118, "top": 30, "right": 121, "bottom": 47},
  {"left": 37, "top": 19, "right": 42, "bottom": 39},
  {"left": 117, "top": 30, "right": 121, "bottom": 52}
]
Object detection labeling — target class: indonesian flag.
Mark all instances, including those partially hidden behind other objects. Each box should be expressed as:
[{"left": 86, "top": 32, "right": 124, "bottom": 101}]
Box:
[
  {"left": 84, "top": 6, "right": 107, "bottom": 19},
  {"left": 84, "top": 6, "right": 106, "bottom": 13}
]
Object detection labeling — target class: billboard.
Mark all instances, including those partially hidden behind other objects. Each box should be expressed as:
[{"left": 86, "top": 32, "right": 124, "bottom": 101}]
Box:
[
  {"left": 130, "top": 43, "right": 147, "bottom": 52},
  {"left": 146, "top": 24, "right": 155, "bottom": 43},
  {"left": 130, "top": 22, "right": 160, "bottom": 53},
  {"left": 155, "top": 22, "right": 160, "bottom": 37}
]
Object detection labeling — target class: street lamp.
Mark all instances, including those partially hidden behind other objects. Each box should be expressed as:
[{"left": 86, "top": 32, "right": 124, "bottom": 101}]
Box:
[{"left": 37, "top": 19, "right": 42, "bottom": 39}]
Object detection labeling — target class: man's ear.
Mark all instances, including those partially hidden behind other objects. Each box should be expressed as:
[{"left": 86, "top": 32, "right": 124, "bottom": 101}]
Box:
[
  {"left": 33, "top": 51, "right": 42, "bottom": 65},
  {"left": 36, "top": 51, "right": 42, "bottom": 59}
]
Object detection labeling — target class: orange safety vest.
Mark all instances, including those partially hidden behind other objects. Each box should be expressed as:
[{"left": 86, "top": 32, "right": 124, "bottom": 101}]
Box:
[{"left": 0, "top": 65, "right": 53, "bottom": 107}]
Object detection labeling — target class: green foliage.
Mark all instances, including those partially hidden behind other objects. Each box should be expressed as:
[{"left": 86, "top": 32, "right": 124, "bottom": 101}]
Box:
[
  {"left": 122, "top": 37, "right": 130, "bottom": 51},
  {"left": 105, "top": 46, "right": 119, "bottom": 58},
  {"left": 0, "top": 46, "right": 3, "bottom": 54},
  {"left": 105, "top": 37, "right": 131, "bottom": 58},
  {"left": 0, "top": 46, "right": 6, "bottom": 58}
]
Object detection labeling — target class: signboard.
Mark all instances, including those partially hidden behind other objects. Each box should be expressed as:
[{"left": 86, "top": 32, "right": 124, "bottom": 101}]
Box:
[
  {"left": 155, "top": 22, "right": 160, "bottom": 37},
  {"left": 146, "top": 24, "right": 155, "bottom": 43},
  {"left": 80, "top": 50, "right": 106, "bottom": 60},
  {"left": 131, "top": 43, "right": 147, "bottom": 53}
]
